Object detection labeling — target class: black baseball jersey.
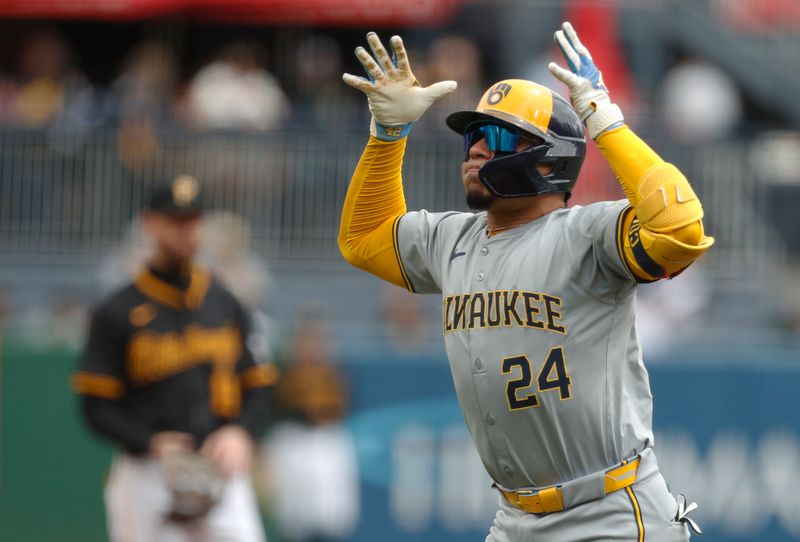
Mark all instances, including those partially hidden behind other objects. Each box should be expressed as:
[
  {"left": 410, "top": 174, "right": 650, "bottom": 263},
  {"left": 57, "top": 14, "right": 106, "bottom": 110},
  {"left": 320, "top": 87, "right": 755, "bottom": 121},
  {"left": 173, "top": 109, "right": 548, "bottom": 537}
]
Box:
[{"left": 73, "top": 266, "right": 278, "bottom": 454}]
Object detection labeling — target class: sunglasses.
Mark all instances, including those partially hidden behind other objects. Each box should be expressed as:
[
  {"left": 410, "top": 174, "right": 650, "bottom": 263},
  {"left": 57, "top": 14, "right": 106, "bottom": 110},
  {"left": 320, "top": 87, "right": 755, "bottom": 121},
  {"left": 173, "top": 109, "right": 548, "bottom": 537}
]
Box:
[{"left": 463, "top": 124, "right": 529, "bottom": 154}]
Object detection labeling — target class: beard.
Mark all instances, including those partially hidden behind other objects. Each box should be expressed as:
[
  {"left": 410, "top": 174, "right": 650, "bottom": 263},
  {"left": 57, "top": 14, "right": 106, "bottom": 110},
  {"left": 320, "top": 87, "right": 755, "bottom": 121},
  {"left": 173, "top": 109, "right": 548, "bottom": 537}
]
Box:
[{"left": 465, "top": 187, "right": 494, "bottom": 210}]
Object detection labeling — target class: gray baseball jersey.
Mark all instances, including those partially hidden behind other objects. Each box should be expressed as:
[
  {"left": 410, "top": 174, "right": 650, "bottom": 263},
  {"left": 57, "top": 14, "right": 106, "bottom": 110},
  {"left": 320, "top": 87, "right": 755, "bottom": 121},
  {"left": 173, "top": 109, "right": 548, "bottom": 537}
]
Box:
[{"left": 396, "top": 200, "right": 654, "bottom": 490}]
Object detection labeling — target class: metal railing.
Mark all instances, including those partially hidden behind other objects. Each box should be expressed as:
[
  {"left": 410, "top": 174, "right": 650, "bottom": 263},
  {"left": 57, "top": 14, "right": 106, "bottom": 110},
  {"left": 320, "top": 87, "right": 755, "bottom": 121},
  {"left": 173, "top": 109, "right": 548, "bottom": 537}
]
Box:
[{"left": 0, "top": 127, "right": 785, "bottom": 272}]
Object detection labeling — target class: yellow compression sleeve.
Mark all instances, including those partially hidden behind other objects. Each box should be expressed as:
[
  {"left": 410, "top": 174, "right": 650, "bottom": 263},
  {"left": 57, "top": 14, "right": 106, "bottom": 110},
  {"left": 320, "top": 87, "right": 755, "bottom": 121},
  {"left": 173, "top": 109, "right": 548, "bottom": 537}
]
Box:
[
  {"left": 338, "top": 136, "right": 410, "bottom": 289},
  {"left": 596, "top": 125, "right": 714, "bottom": 280}
]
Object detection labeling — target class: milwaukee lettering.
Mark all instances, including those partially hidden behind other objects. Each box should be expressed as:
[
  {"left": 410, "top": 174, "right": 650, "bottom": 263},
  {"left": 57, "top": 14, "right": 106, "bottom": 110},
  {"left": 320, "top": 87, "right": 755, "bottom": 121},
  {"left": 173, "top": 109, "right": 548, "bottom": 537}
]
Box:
[{"left": 443, "top": 291, "right": 567, "bottom": 335}]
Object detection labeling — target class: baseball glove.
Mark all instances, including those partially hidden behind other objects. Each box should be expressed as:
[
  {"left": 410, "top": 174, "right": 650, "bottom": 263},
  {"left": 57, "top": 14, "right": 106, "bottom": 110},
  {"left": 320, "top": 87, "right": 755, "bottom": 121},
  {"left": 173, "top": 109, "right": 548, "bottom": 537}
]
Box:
[{"left": 162, "top": 451, "right": 224, "bottom": 522}]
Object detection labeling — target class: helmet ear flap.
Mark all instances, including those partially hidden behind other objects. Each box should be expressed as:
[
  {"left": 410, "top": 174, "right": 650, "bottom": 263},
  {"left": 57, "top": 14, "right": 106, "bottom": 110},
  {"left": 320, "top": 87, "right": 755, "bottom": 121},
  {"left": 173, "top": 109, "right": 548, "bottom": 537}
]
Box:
[
  {"left": 479, "top": 145, "right": 552, "bottom": 198},
  {"left": 543, "top": 158, "right": 568, "bottom": 180},
  {"left": 522, "top": 149, "right": 574, "bottom": 193},
  {"left": 478, "top": 141, "right": 584, "bottom": 199},
  {"left": 522, "top": 147, "right": 547, "bottom": 180}
]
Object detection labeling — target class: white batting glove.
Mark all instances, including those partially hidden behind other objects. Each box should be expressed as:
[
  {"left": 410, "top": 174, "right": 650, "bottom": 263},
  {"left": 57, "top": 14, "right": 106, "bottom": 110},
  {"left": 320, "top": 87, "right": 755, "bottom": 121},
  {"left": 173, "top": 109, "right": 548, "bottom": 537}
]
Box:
[
  {"left": 548, "top": 21, "right": 624, "bottom": 140},
  {"left": 343, "top": 32, "right": 457, "bottom": 141}
]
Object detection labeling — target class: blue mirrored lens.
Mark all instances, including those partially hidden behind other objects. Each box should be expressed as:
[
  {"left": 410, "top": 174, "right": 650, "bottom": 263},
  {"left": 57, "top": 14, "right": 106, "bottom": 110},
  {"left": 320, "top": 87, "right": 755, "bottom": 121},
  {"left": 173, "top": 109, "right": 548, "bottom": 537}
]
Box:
[
  {"left": 483, "top": 125, "right": 520, "bottom": 152},
  {"left": 463, "top": 124, "right": 520, "bottom": 153}
]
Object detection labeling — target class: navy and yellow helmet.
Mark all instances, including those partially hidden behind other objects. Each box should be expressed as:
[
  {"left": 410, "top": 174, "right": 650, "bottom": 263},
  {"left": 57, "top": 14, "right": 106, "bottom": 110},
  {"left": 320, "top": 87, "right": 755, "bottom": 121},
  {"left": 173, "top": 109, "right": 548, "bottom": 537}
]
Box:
[{"left": 446, "top": 79, "right": 586, "bottom": 199}]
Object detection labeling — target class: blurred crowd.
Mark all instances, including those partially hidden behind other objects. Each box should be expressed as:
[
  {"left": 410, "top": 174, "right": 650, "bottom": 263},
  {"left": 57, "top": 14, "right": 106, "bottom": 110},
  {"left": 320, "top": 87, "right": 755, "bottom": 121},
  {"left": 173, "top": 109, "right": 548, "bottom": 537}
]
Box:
[
  {"left": 0, "top": 24, "right": 753, "bottom": 148},
  {"left": 0, "top": 23, "right": 752, "bottom": 145},
  {"left": 0, "top": 27, "right": 490, "bottom": 135}
]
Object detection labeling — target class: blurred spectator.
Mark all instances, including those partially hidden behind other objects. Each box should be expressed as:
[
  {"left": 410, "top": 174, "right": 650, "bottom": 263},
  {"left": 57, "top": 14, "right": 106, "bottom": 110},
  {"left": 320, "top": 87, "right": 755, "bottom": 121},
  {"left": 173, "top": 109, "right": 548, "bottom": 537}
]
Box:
[
  {"left": 201, "top": 210, "right": 280, "bottom": 364},
  {"left": 11, "top": 29, "right": 93, "bottom": 129},
  {"left": 715, "top": 0, "right": 800, "bottom": 33},
  {"left": 201, "top": 210, "right": 272, "bottom": 308},
  {"left": 184, "top": 42, "right": 289, "bottom": 131},
  {"left": 275, "top": 312, "right": 347, "bottom": 425},
  {"left": 112, "top": 41, "right": 178, "bottom": 170},
  {"left": 415, "top": 34, "right": 484, "bottom": 133},
  {"left": 115, "top": 114, "right": 164, "bottom": 172},
  {"left": 49, "top": 293, "right": 89, "bottom": 350},
  {"left": 261, "top": 311, "right": 359, "bottom": 542},
  {"left": 635, "top": 265, "right": 713, "bottom": 358},
  {"left": 293, "top": 36, "right": 359, "bottom": 128},
  {"left": 660, "top": 59, "right": 743, "bottom": 144},
  {"left": 751, "top": 131, "right": 800, "bottom": 258},
  {"left": 381, "top": 285, "right": 431, "bottom": 352},
  {"left": 112, "top": 40, "right": 178, "bottom": 123},
  {"left": 0, "top": 72, "right": 17, "bottom": 123},
  {"left": 775, "top": 262, "right": 800, "bottom": 334},
  {"left": 18, "top": 293, "right": 88, "bottom": 351}
]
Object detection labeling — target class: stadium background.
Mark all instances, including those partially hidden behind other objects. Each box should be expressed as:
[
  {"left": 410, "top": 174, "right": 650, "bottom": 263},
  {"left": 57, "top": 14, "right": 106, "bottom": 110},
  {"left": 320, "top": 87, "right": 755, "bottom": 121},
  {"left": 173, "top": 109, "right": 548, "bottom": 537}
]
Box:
[{"left": 1, "top": 0, "right": 799, "bottom": 540}]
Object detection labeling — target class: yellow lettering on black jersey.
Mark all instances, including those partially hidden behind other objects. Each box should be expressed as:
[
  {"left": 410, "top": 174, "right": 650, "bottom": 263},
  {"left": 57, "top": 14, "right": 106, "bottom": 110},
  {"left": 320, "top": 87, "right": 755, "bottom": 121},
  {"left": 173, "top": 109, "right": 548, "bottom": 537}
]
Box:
[
  {"left": 126, "top": 324, "right": 241, "bottom": 385},
  {"left": 129, "top": 302, "right": 157, "bottom": 327}
]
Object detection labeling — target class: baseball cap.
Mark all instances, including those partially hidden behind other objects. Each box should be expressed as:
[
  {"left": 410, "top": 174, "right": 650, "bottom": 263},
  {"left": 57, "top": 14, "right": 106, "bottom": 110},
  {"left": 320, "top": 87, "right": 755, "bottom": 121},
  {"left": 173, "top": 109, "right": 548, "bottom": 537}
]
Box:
[{"left": 146, "top": 174, "right": 205, "bottom": 216}]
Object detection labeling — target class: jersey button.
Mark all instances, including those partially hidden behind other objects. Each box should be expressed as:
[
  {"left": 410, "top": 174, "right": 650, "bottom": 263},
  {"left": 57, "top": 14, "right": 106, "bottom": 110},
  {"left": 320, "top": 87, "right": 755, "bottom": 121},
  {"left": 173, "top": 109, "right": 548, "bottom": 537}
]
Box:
[
  {"left": 480, "top": 246, "right": 489, "bottom": 256},
  {"left": 502, "top": 465, "right": 515, "bottom": 477},
  {"left": 477, "top": 272, "right": 485, "bottom": 281},
  {"left": 474, "top": 358, "right": 483, "bottom": 370},
  {"left": 484, "top": 414, "right": 495, "bottom": 425}
]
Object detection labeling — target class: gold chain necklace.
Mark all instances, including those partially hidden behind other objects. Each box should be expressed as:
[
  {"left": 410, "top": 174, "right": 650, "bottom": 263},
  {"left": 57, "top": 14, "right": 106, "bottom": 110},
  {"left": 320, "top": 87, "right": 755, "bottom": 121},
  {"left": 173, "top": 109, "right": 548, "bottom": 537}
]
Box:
[{"left": 485, "top": 222, "right": 528, "bottom": 236}]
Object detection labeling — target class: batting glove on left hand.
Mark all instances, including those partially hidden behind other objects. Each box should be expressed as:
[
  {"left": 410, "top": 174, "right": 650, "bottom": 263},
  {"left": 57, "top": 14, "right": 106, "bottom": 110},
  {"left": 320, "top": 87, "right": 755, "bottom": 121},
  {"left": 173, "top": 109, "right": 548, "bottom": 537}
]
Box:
[
  {"left": 548, "top": 22, "right": 624, "bottom": 140},
  {"left": 343, "top": 32, "right": 456, "bottom": 141}
]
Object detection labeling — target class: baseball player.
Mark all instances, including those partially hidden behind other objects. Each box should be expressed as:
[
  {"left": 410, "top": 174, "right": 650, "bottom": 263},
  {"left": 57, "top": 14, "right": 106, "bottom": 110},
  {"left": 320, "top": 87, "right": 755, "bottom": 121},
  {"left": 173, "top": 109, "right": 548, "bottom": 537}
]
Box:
[
  {"left": 339, "top": 23, "right": 711, "bottom": 541},
  {"left": 73, "top": 174, "right": 277, "bottom": 542}
]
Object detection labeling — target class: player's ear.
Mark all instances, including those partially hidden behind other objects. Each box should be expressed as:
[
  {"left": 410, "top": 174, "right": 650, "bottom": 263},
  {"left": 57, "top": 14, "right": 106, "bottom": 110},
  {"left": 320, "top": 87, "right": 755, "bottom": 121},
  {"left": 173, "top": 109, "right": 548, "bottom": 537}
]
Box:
[{"left": 536, "top": 163, "right": 555, "bottom": 176}]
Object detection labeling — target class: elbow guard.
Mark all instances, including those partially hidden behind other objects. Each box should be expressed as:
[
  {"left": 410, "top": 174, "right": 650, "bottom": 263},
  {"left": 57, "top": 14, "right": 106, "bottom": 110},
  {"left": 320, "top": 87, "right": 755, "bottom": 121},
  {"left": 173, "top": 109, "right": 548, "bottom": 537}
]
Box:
[{"left": 630, "top": 163, "right": 714, "bottom": 278}]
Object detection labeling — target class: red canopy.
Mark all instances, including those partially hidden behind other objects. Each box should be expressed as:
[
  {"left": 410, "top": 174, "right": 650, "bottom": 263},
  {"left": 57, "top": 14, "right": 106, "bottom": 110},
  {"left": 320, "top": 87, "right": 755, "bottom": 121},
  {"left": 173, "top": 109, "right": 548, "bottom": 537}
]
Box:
[{"left": 0, "top": 0, "right": 464, "bottom": 26}]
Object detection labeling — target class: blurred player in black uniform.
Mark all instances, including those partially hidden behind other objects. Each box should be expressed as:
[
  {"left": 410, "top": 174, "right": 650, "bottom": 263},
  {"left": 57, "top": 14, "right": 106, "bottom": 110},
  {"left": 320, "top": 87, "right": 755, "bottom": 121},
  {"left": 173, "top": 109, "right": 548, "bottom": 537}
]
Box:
[{"left": 73, "top": 174, "right": 277, "bottom": 542}]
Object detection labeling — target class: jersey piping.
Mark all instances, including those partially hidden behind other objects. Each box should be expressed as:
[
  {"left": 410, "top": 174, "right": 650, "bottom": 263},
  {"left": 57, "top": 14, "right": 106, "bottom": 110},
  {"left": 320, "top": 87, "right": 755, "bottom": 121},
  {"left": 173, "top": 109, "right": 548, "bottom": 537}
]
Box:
[
  {"left": 72, "top": 371, "right": 125, "bottom": 400},
  {"left": 133, "top": 267, "right": 211, "bottom": 310},
  {"left": 393, "top": 214, "right": 415, "bottom": 292},
  {"left": 625, "top": 485, "right": 645, "bottom": 542},
  {"left": 616, "top": 207, "right": 658, "bottom": 285},
  {"left": 241, "top": 364, "right": 281, "bottom": 390}
]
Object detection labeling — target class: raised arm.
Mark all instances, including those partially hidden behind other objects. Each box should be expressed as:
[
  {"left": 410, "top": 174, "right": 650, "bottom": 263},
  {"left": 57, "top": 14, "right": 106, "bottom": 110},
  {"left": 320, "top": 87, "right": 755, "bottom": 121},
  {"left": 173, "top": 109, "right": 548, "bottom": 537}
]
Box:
[
  {"left": 338, "top": 32, "right": 455, "bottom": 288},
  {"left": 549, "top": 22, "right": 714, "bottom": 281}
]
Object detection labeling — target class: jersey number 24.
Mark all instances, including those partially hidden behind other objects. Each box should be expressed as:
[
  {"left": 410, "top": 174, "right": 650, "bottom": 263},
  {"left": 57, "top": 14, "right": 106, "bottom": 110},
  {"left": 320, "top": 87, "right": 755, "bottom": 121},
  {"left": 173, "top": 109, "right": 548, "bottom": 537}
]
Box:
[{"left": 502, "top": 347, "right": 572, "bottom": 410}]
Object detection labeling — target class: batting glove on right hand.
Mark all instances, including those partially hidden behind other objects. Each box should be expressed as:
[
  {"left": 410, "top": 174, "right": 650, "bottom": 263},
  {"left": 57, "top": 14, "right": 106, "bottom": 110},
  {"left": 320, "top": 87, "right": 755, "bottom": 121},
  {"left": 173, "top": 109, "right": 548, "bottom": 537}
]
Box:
[
  {"left": 343, "top": 32, "right": 457, "bottom": 141},
  {"left": 548, "top": 21, "right": 624, "bottom": 140}
]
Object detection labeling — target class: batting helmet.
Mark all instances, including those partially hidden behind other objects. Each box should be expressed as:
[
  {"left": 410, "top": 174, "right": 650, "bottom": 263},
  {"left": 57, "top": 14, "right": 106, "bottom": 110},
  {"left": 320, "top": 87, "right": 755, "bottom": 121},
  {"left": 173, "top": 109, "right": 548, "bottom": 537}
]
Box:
[{"left": 446, "top": 79, "right": 586, "bottom": 199}]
